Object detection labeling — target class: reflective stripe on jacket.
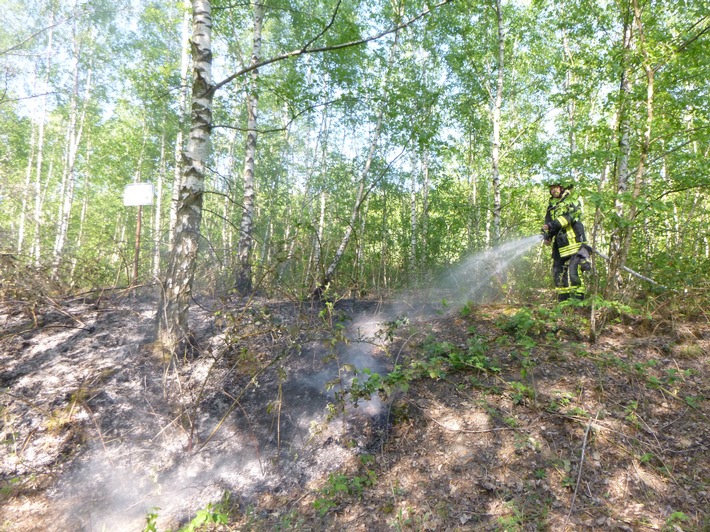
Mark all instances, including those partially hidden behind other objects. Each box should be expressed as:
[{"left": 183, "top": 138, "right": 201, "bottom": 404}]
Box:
[{"left": 545, "top": 191, "right": 586, "bottom": 258}]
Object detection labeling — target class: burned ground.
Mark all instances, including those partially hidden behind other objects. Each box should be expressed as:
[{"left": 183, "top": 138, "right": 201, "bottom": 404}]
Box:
[{"left": 0, "top": 289, "right": 708, "bottom": 531}]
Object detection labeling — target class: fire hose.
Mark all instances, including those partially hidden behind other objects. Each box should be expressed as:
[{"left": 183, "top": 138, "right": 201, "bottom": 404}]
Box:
[
  {"left": 539, "top": 231, "right": 668, "bottom": 290},
  {"left": 589, "top": 247, "right": 668, "bottom": 290}
]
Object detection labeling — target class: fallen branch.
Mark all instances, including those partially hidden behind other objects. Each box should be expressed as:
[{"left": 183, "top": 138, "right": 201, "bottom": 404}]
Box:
[{"left": 564, "top": 411, "right": 599, "bottom": 530}]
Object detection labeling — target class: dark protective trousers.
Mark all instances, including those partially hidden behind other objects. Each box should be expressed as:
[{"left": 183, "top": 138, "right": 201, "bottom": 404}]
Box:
[{"left": 552, "top": 245, "right": 586, "bottom": 301}]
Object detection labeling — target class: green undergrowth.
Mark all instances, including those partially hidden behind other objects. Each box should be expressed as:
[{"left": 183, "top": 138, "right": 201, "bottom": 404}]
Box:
[{"left": 141, "top": 296, "right": 707, "bottom": 530}]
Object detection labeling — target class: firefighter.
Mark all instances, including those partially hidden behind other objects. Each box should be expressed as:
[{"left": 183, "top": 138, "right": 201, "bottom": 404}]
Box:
[{"left": 541, "top": 183, "right": 591, "bottom": 301}]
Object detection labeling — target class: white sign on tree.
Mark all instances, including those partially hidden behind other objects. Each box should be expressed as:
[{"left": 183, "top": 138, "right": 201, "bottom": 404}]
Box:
[
  {"left": 123, "top": 183, "right": 154, "bottom": 286},
  {"left": 123, "top": 183, "right": 154, "bottom": 206}
]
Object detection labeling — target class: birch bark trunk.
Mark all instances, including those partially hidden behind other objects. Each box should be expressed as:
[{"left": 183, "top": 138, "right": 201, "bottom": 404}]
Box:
[
  {"left": 606, "top": 5, "right": 634, "bottom": 295},
  {"left": 69, "top": 172, "right": 89, "bottom": 281},
  {"left": 490, "top": 0, "right": 505, "bottom": 246},
  {"left": 18, "top": 125, "right": 35, "bottom": 254},
  {"left": 409, "top": 163, "right": 417, "bottom": 285},
  {"left": 31, "top": 13, "right": 55, "bottom": 264},
  {"left": 52, "top": 40, "right": 91, "bottom": 277},
  {"left": 235, "top": 0, "right": 264, "bottom": 294},
  {"left": 169, "top": 0, "right": 193, "bottom": 254},
  {"left": 315, "top": 24, "right": 401, "bottom": 296},
  {"left": 318, "top": 110, "right": 384, "bottom": 295},
  {"left": 154, "top": 133, "right": 166, "bottom": 279},
  {"left": 157, "top": 0, "right": 214, "bottom": 351},
  {"left": 616, "top": 0, "right": 654, "bottom": 274},
  {"left": 421, "top": 154, "right": 429, "bottom": 273}
]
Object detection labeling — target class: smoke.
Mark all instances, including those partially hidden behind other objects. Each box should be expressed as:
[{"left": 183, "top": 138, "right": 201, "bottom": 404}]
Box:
[{"left": 51, "top": 236, "right": 542, "bottom": 530}]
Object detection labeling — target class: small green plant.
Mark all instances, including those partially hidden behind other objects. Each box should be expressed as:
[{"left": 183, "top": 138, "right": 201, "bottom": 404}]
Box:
[
  {"left": 178, "top": 493, "right": 231, "bottom": 532},
  {"left": 499, "top": 308, "right": 539, "bottom": 338},
  {"left": 274, "top": 509, "right": 304, "bottom": 530},
  {"left": 684, "top": 395, "right": 702, "bottom": 409},
  {"left": 503, "top": 416, "right": 518, "bottom": 428},
  {"left": 0, "top": 477, "right": 21, "bottom": 498},
  {"left": 662, "top": 510, "right": 689, "bottom": 531},
  {"left": 460, "top": 302, "right": 475, "bottom": 317},
  {"left": 143, "top": 507, "right": 160, "bottom": 532},
  {"left": 639, "top": 452, "right": 654, "bottom": 465},
  {"left": 568, "top": 406, "right": 589, "bottom": 417},
  {"left": 624, "top": 401, "right": 640, "bottom": 427},
  {"left": 509, "top": 381, "right": 534, "bottom": 405},
  {"left": 313, "top": 457, "right": 377, "bottom": 516},
  {"left": 497, "top": 500, "right": 524, "bottom": 531}
]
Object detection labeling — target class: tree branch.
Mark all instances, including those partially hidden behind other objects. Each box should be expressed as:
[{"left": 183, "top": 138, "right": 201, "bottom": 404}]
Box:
[
  {"left": 211, "top": 97, "right": 354, "bottom": 134},
  {"left": 209, "top": 0, "right": 456, "bottom": 95}
]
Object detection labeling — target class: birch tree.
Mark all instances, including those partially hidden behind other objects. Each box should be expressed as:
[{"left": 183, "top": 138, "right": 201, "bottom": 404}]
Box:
[
  {"left": 157, "top": 0, "right": 213, "bottom": 350},
  {"left": 30, "top": 10, "right": 55, "bottom": 264},
  {"left": 315, "top": 10, "right": 404, "bottom": 296},
  {"left": 235, "top": 0, "right": 264, "bottom": 294},
  {"left": 52, "top": 10, "right": 92, "bottom": 277},
  {"left": 490, "top": 0, "right": 504, "bottom": 246},
  {"left": 605, "top": 1, "right": 634, "bottom": 295},
  {"left": 168, "top": 0, "right": 193, "bottom": 254}
]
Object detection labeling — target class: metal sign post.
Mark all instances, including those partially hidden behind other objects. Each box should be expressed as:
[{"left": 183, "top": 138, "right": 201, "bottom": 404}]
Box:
[{"left": 123, "top": 183, "right": 154, "bottom": 286}]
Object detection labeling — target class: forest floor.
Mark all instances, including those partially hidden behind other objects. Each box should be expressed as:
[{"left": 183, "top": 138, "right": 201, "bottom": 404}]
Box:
[{"left": 0, "top": 286, "right": 708, "bottom": 531}]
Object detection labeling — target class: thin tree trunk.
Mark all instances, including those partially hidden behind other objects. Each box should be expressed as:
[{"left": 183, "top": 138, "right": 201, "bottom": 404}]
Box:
[
  {"left": 18, "top": 125, "right": 35, "bottom": 254},
  {"left": 606, "top": 4, "right": 634, "bottom": 295},
  {"left": 316, "top": 24, "right": 401, "bottom": 296},
  {"left": 491, "top": 0, "right": 505, "bottom": 246},
  {"left": 409, "top": 161, "right": 417, "bottom": 285},
  {"left": 221, "top": 187, "right": 231, "bottom": 273},
  {"left": 313, "top": 190, "right": 326, "bottom": 281},
  {"left": 169, "top": 0, "right": 193, "bottom": 253},
  {"left": 319, "top": 109, "right": 384, "bottom": 294},
  {"left": 53, "top": 50, "right": 91, "bottom": 276},
  {"left": 562, "top": 28, "right": 579, "bottom": 180},
  {"left": 235, "top": 0, "right": 264, "bottom": 294},
  {"left": 357, "top": 194, "right": 369, "bottom": 291},
  {"left": 31, "top": 13, "right": 55, "bottom": 265},
  {"left": 69, "top": 174, "right": 89, "bottom": 281},
  {"left": 466, "top": 132, "right": 477, "bottom": 249},
  {"left": 157, "top": 0, "right": 214, "bottom": 351},
  {"left": 421, "top": 153, "right": 429, "bottom": 273},
  {"left": 130, "top": 120, "right": 149, "bottom": 284},
  {"left": 617, "top": 0, "right": 654, "bottom": 271},
  {"left": 380, "top": 191, "right": 388, "bottom": 289},
  {"left": 154, "top": 133, "right": 166, "bottom": 279}
]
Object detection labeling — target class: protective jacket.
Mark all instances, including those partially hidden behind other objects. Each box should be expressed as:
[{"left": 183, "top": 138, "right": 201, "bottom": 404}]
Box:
[
  {"left": 544, "top": 189, "right": 589, "bottom": 300},
  {"left": 545, "top": 189, "right": 585, "bottom": 257}
]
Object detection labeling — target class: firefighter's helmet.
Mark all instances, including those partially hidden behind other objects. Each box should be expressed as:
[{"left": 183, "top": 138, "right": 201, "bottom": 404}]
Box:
[{"left": 548, "top": 182, "right": 574, "bottom": 196}]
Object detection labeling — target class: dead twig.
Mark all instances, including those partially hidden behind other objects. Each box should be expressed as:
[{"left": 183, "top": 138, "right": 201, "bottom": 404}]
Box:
[
  {"left": 420, "top": 408, "right": 517, "bottom": 434},
  {"left": 82, "top": 400, "right": 115, "bottom": 467},
  {"left": 564, "top": 411, "right": 599, "bottom": 531}
]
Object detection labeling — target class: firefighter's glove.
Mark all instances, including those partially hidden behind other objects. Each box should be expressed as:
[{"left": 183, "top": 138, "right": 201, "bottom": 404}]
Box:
[{"left": 580, "top": 260, "right": 591, "bottom": 272}]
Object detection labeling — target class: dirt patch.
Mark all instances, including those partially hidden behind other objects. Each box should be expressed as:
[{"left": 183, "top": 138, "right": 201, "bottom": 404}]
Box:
[{"left": 1, "top": 292, "right": 708, "bottom": 531}]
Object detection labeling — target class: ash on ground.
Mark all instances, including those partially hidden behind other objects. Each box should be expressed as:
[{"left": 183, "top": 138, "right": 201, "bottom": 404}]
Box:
[{"left": 0, "top": 291, "right": 394, "bottom": 531}]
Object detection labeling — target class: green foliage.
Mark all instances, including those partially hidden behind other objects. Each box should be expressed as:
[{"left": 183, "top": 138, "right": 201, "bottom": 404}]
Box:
[
  {"left": 176, "top": 493, "right": 232, "bottom": 532},
  {"left": 178, "top": 502, "right": 229, "bottom": 532},
  {"left": 313, "top": 456, "right": 377, "bottom": 516},
  {"left": 143, "top": 508, "right": 160, "bottom": 532},
  {"left": 498, "top": 308, "right": 551, "bottom": 340},
  {"left": 663, "top": 511, "right": 689, "bottom": 531}
]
